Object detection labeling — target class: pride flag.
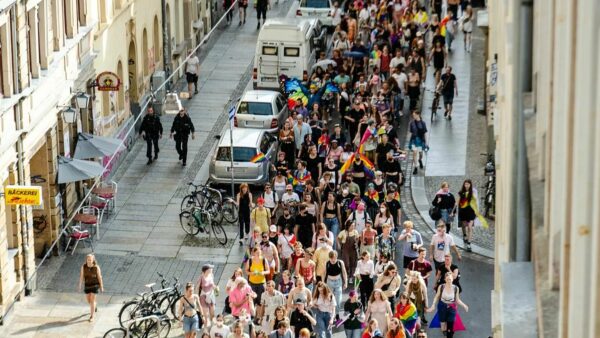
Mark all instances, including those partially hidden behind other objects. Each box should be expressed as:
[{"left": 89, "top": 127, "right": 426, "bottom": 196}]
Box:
[
  {"left": 339, "top": 153, "right": 356, "bottom": 175},
  {"left": 395, "top": 303, "right": 419, "bottom": 334},
  {"left": 250, "top": 152, "right": 266, "bottom": 163},
  {"left": 364, "top": 190, "right": 379, "bottom": 202}
]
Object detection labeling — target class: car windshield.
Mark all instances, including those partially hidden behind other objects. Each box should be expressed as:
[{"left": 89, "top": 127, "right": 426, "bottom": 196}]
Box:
[
  {"left": 216, "top": 147, "right": 257, "bottom": 162},
  {"left": 238, "top": 102, "right": 272, "bottom": 116},
  {"left": 303, "top": 0, "right": 329, "bottom": 8}
]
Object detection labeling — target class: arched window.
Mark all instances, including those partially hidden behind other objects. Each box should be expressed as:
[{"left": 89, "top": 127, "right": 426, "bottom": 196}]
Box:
[
  {"left": 142, "top": 28, "right": 149, "bottom": 76},
  {"left": 153, "top": 16, "right": 160, "bottom": 63},
  {"left": 117, "top": 60, "right": 125, "bottom": 111}
]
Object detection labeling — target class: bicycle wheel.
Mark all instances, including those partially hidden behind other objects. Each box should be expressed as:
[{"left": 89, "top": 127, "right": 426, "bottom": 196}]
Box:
[
  {"left": 222, "top": 198, "right": 239, "bottom": 223},
  {"left": 179, "top": 210, "right": 201, "bottom": 235},
  {"left": 143, "top": 318, "right": 171, "bottom": 338},
  {"left": 118, "top": 300, "right": 139, "bottom": 328},
  {"left": 103, "top": 328, "right": 127, "bottom": 338},
  {"left": 212, "top": 221, "right": 228, "bottom": 245},
  {"left": 206, "top": 200, "right": 223, "bottom": 224},
  {"left": 181, "top": 194, "right": 199, "bottom": 212}
]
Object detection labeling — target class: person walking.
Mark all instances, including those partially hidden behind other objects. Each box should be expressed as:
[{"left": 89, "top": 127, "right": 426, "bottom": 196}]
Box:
[
  {"left": 427, "top": 272, "right": 469, "bottom": 338},
  {"left": 343, "top": 290, "right": 364, "bottom": 338},
  {"left": 432, "top": 182, "right": 457, "bottom": 233},
  {"left": 311, "top": 281, "right": 337, "bottom": 338},
  {"left": 397, "top": 220, "right": 423, "bottom": 269},
  {"left": 437, "top": 66, "right": 458, "bottom": 120},
  {"left": 255, "top": 0, "right": 269, "bottom": 30},
  {"left": 457, "top": 179, "right": 478, "bottom": 252},
  {"left": 374, "top": 263, "right": 401, "bottom": 309},
  {"left": 237, "top": 183, "right": 253, "bottom": 245},
  {"left": 179, "top": 282, "right": 205, "bottom": 338},
  {"left": 170, "top": 109, "right": 195, "bottom": 167},
  {"left": 239, "top": 0, "right": 248, "bottom": 26},
  {"left": 185, "top": 51, "right": 200, "bottom": 97},
  {"left": 408, "top": 111, "right": 427, "bottom": 175},
  {"left": 429, "top": 221, "right": 461, "bottom": 272},
  {"left": 223, "top": 0, "right": 234, "bottom": 24},
  {"left": 197, "top": 264, "right": 217, "bottom": 326},
  {"left": 78, "top": 253, "right": 104, "bottom": 322},
  {"left": 139, "top": 106, "right": 163, "bottom": 165},
  {"left": 459, "top": 5, "right": 475, "bottom": 52}
]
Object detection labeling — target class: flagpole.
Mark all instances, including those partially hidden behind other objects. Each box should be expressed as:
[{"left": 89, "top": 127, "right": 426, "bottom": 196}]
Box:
[{"left": 228, "top": 103, "right": 236, "bottom": 197}]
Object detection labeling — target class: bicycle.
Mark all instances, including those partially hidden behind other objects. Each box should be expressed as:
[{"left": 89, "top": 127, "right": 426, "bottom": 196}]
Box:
[
  {"left": 104, "top": 313, "right": 171, "bottom": 338},
  {"left": 181, "top": 183, "right": 238, "bottom": 223},
  {"left": 118, "top": 273, "right": 179, "bottom": 329},
  {"left": 179, "top": 206, "right": 228, "bottom": 245}
]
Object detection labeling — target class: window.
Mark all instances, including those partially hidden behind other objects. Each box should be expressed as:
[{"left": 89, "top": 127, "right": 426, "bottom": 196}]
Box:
[
  {"left": 216, "top": 147, "right": 257, "bottom": 162},
  {"left": 77, "top": 0, "right": 87, "bottom": 26},
  {"left": 99, "top": 0, "right": 107, "bottom": 24},
  {"left": 260, "top": 136, "right": 270, "bottom": 154},
  {"left": 302, "top": 0, "right": 329, "bottom": 8},
  {"left": 63, "top": 0, "right": 75, "bottom": 38},
  {"left": 27, "top": 8, "right": 41, "bottom": 79},
  {"left": 284, "top": 47, "right": 300, "bottom": 57},
  {"left": 38, "top": 0, "right": 49, "bottom": 69},
  {"left": 142, "top": 28, "right": 148, "bottom": 76},
  {"left": 237, "top": 102, "right": 273, "bottom": 116},
  {"left": 51, "top": 0, "right": 64, "bottom": 50},
  {"left": 276, "top": 96, "right": 285, "bottom": 112},
  {"left": 262, "top": 46, "right": 277, "bottom": 55},
  {"left": 153, "top": 16, "right": 160, "bottom": 63}
]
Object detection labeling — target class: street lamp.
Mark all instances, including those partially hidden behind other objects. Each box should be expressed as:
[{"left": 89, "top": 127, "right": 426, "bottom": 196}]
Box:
[
  {"left": 61, "top": 107, "right": 77, "bottom": 124},
  {"left": 75, "top": 92, "right": 90, "bottom": 110}
]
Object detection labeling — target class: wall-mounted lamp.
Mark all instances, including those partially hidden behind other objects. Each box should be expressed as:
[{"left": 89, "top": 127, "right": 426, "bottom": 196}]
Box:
[
  {"left": 75, "top": 92, "right": 90, "bottom": 110},
  {"left": 61, "top": 107, "right": 77, "bottom": 124}
]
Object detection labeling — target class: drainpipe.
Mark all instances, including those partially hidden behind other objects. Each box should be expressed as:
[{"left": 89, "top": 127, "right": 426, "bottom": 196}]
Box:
[
  {"left": 161, "top": 0, "right": 172, "bottom": 77},
  {"left": 514, "top": 0, "right": 533, "bottom": 261},
  {"left": 10, "top": 5, "right": 32, "bottom": 295}
]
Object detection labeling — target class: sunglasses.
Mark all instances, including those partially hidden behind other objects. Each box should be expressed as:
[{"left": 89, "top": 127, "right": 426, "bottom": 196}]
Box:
[{"left": 262, "top": 236, "right": 268, "bottom": 239}]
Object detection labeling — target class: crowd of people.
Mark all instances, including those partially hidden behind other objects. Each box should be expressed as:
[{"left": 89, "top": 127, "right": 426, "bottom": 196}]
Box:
[{"left": 177, "top": 0, "right": 479, "bottom": 338}]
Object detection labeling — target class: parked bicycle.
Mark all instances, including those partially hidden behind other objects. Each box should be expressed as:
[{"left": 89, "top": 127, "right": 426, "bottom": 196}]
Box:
[
  {"left": 179, "top": 205, "right": 228, "bottom": 245},
  {"left": 481, "top": 153, "right": 496, "bottom": 218},
  {"left": 181, "top": 182, "right": 238, "bottom": 224},
  {"left": 104, "top": 313, "right": 171, "bottom": 338},
  {"left": 118, "top": 273, "right": 180, "bottom": 330}
]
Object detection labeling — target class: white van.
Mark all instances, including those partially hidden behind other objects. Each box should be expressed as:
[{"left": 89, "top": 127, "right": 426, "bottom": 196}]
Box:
[{"left": 253, "top": 18, "right": 327, "bottom": 90}]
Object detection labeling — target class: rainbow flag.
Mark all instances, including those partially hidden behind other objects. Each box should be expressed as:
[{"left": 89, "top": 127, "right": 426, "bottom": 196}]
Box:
[
  {"left": 339, "top": 153, "right": 356, "bottom": 175},
  {"left": 358, "top": 128, "right": 374, "bottom": 154},
  {"left": 287, "top": 173, "right": 297, "bottom": 186},
  {"left": 395, "top": 303, "right": 418, "bottom": 334},
  {"left": 393, "top": 191, "right": 401, "bottom": 203},
  {"left": 358, "top": 153, "right": 375, "bottom": 171},
  {"left": 250, "top": 152, "right": 266, "bottom": 163},
  {"left": 429, "top": 303, "right": 466, "bottom": 331},
  {"left": 295, "top": 170, "right": 311, "bottom": 185},
  {"left": 365, "top": 190, "right": 379, "bottom": 202},
  {"left": 318, "top": 134, "right": 329, "bottom": 145}
]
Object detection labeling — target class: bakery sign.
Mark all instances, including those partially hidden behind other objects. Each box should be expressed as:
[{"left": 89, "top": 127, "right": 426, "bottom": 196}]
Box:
[
  {"left": 3, "top": 185, "right": 43, "bottom": 206},
  {"left": 96, "top": 71, "right": 121, "bottom": 91}
]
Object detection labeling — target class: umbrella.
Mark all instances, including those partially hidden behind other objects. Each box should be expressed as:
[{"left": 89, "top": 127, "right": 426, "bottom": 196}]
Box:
[
  {"left": 57, "top": 156, "right": 105, "bottom": 184},
  {"left": 311, "top": 59, "right": 337, "bottom": 71},
  {"left": 74, "top": 133, "right": 125, "bottom": 159},
  {"left": 343, "top": 51, "right": 367, "bottom": 59}
]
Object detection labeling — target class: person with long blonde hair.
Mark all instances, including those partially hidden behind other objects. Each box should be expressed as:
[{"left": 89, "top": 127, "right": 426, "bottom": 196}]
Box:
[
  {"left": 311, "top": 281, "right": 336, "bottom": 338},
  {"left": 404, "top": 271, "right": 429, "bottom": 324},
  {"left": 365, "top": 289, "right": 392, "bottom": 335}
]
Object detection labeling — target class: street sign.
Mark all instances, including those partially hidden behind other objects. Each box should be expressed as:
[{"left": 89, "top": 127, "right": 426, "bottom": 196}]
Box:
[{"left": 3, "top": 185, "right": 43, "bottom": 206}]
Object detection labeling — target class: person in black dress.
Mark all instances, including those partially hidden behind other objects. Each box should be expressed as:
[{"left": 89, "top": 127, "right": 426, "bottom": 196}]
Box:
[{"left": 236, "top": 183, "right": 253, "bottom": 245}]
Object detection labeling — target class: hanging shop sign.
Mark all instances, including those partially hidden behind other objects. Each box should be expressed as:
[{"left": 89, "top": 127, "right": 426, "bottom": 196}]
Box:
[
  {"left": 4, "top": 185, "right": 43, "bottom": 206},
  {"left": 96, "top": 71, "right": 121, "bottom": 91}
]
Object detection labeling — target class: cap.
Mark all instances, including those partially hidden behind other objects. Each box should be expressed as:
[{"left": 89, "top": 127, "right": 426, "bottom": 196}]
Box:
[
  {"left": 202, "top": 263, "right": 214, "bottom": 272},
  {"left": 257, "top": 197, "right": 265, "bottom": 205},
  {"left": 269, "top": 224, "right": 277, "bottom": 232},
  {"left": 294, "top": 297, "right": 306, "bottom": 304}
]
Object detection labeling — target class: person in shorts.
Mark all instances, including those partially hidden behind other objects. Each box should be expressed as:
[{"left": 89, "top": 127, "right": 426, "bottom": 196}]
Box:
[
  {"left": 78, "top": 253, "right": 104, "bottom": 322},
  {"left": 179, "top": 282, "right": 205, "bottom": 338},
  {"left": 185, "top": 51, "right": 200, "bottom": 97}
]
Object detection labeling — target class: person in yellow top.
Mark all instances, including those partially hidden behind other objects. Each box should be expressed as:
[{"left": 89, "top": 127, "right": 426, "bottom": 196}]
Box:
[
  {"left": 314, "top": 244, "right": 333, "bottom": 282},
  {"left": 245, "top": 247, "right": 270, "bottom": 319},
  {"left": 251, "top": 197, "right": 272, "bottom": 234}
]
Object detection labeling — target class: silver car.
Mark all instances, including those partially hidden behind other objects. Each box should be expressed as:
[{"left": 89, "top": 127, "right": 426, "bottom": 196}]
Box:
[
  {"left": 209, "top": 128, "right": 278, "bottom": 185},
  {"left": 234, "top": 90, "right": 289, "bottom": 133}
]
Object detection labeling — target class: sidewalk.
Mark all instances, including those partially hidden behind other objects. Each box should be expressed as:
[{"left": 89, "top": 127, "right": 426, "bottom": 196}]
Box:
[
  {"left": 0, "top": 2, "right": 293, "bottom": 337},
  {"left": 409, "top": 21, "right": 495, "bottom": 258}
]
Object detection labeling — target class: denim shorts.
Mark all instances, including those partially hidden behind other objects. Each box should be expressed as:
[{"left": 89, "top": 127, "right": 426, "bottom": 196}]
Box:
[{"left": 183, "top": 314, "right": 199, "bottom": 333}]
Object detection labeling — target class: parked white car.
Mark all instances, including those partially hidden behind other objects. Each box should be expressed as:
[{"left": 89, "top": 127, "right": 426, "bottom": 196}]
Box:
[{"left": 234, "top": 90, "right": 288, "bottom": 133}]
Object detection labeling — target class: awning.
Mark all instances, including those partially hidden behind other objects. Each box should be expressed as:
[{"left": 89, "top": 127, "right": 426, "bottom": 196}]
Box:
[
  {"left": 74, "top": 132, "right": 125, "bottom": 159},
  {"left": 57, "top": 156, "right": 105, "bottom": 184}
]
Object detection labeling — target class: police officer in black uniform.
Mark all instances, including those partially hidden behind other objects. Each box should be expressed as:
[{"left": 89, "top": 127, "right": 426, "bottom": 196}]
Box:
[
  {"left": 170, "top": 108, "right": 195, "bottom": 167},
  {"left": 139, "top": 106, "right": 163, "bottom": 165}
]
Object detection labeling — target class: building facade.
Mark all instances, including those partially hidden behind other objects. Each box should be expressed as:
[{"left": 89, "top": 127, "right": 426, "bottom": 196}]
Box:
[
  {"left": 0, "top": 0, "right": 210, "bottom": 320},
  {"left": 0, "top": 0, "right": 96, "bottom": 317},
  {"left": 488, "top": 0, "right": 600, "bottom": 337}
]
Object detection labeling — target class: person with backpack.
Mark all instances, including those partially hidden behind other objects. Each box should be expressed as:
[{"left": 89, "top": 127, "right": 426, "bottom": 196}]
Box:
[
  {"left": 170, "top": 108, "right": 195, "bottom": 167},
  {"left": 426, "top": 272, "right": 469, "bottom": 338},
  {"left": 408, "top": 111, "right": 427, "bottom": 175}
]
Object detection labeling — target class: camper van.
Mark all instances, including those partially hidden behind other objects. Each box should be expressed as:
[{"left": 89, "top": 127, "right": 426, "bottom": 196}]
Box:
[{"left": 253, "top": 18, "right": 327, "bottom": 90}]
